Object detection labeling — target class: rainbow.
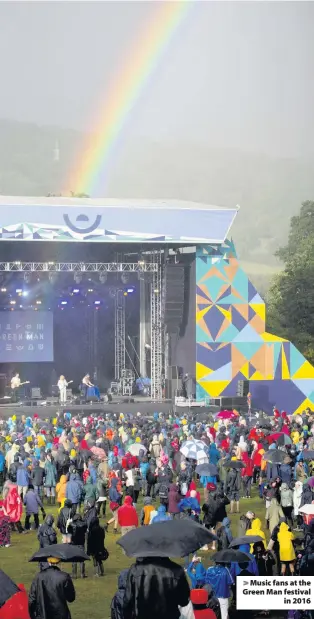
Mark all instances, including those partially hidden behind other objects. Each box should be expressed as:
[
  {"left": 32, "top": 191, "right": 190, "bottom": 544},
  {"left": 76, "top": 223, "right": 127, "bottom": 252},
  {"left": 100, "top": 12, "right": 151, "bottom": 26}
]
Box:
[{"left": 67, "top": 1, "right": 191, "bottom": 196}]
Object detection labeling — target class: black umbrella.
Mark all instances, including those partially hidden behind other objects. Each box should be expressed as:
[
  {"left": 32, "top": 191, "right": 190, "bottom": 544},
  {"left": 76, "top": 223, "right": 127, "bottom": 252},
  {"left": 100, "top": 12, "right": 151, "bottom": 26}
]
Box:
[
  {"left": 263, "top": 450, "right": 286, "bottom": 464},
  {"left": 117, "top": 519, "right": 217, "bottom": 558},
  {"left": 0, "top": 569, "right": 19, "bottom": 608},
  {"left": 212, "top": 549, "right": 252, "bottom": 563},
  {"left": 196, "top": 463, "right": 218, "bottom": 476},
  {"left": 223, "top": 460, "right": 245, "bottom": 469},
  {"left": 29, "top": 543, "right": 90, "bottom": 563},
  {"left": 301, "top": 450, "right": 314, "bottom": 461},
  {"left": 229, "top": 536, "right": 263, "bottom": 548}
]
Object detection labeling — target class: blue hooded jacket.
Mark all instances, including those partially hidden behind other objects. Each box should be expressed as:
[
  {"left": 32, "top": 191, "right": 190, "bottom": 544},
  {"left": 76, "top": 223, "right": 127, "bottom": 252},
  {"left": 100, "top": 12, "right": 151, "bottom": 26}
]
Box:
[
  {"left": 151, "top": 505, "right": 172, "bottom": 523},
  {"left": 66, "top": 472, "right": 83, "bottom": 504},
  {"left": 209, "top": 444, "right": 221, "bottom": 466},
  {"left": 187, "top": 561, "right": 207, "bottom": 588}
]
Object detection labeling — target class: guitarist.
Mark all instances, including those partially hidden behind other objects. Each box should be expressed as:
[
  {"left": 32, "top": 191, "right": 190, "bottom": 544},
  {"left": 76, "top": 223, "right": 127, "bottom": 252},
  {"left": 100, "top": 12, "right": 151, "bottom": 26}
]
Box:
[
  {"left": 11, "top": 373, "right": 29, "bottom": 402},
  {"left": 57, "top": 375, "right": 72, "bottom": 404}
]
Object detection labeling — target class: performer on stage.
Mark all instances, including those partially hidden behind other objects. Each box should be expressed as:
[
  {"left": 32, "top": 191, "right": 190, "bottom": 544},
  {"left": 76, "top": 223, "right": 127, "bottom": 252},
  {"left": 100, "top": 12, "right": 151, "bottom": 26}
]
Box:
[
  {"left": 11, "top": 373, "right": 21, "bottom": 390},
  {"left": 82, "top": 373, "right": 94, "bottom": 401},
  {"left": 57, "top": 375, "right": 68, "bottom": 404},
  {"left": 10, "top": 373, "right": 29, "bottom": 403}
]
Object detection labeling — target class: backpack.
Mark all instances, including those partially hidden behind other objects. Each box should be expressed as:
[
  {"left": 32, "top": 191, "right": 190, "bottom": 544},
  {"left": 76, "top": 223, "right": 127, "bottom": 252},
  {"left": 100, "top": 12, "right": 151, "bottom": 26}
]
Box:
[{"left": 159, "top": 483, "right": 168, "bottom": 500}]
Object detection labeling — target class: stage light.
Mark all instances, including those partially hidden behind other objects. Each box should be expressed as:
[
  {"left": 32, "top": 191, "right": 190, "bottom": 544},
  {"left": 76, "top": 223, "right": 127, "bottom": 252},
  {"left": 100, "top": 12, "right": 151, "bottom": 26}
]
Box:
[
  {"left": 123, "top": 292, "right": 128, "bottom": 296},
  {"left": 22, "top": 291, "right": 28, "bottom": 297},
  {"left": 73, "top": 289, "right": 80, "bottom": 293},
  {"left": 61, "top": 301, "right": 67, "bottom": 305},
  {"left": 154, "top": 289, "right": 159, "bottom": 294},
  {"left": 36, "top": 300, "right": 42, "bottom": 305},
  {"left": 127, "top": 287, "right": 134, "bottom": 293},
  {"left": 88, "top": 288, "right": 93, "bottom": 293},
  {"left": 138, "top": 260, "right": 145, "bottom": 266},
  {"left": 16, "top": 288, "right": 22, "bottom": 293},
  {"left": 1, "top": 288, "right": 6, "bottom": 292},
  {"left": 94, "top": 301, "right": 101, "bottom": 305},
  {"left": 10, "top": 300, "right": 16, "bottom": 305}
]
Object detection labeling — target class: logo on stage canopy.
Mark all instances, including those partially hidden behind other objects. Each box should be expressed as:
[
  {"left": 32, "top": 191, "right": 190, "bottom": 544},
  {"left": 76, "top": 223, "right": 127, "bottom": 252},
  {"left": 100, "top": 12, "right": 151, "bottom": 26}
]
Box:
[{"left": 63, "top": 213, "right": 102, "bottom": 234}]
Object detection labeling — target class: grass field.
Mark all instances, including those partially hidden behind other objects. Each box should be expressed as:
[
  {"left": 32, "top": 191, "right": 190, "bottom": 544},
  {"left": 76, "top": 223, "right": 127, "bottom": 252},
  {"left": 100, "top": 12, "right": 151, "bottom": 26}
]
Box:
[{"left": 1, "top": 488, "right": 267, "bottom": 619}]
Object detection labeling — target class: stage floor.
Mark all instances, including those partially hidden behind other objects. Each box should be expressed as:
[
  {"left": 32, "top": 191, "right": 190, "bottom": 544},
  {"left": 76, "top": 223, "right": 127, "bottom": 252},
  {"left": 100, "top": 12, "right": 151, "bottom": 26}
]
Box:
[{"left": 0, "top": 397, "right": 175, "bottom": 419}]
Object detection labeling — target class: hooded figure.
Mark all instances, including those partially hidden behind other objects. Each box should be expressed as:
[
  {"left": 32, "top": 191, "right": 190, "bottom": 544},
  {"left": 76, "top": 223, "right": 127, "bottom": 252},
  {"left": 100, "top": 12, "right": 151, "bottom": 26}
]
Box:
[
  {"left": 140, "top": 497, "right": 155, "bottom": 526},
  {"left": 151, "top": 505, "right": 171, "bottom": 524},
  {"left": 123, "top": 557, "right": 190, "bottom": 619},
  {"left": 246, "top": 518, "right": 266, "bottom": 552},
  {"left": 187, "top": 560, "right": 207, "bottom": 588},
  {"left": 111, "top": 569, "right": 129, "bottom": 619},
  {"left": 267, "top": 497, "right": 285, "bottom": 535},
  {"left": 168, "top": 483, "right": 181, "bottom": 515},
  {"left": 117, "top": 496, "right": 138, "bottom": 532},
  {"left": 278, "top": 522, "right": 296, "bottom": 568},
  {"left": 28, "top": 560, "right": 76, "bottom": 619}
]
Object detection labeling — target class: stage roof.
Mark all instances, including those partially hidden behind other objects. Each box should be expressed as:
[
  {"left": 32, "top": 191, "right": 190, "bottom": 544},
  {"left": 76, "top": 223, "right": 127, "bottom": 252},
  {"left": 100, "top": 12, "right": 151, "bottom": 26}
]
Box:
[{"left": 0, "top": 196, "right": 239, "bottom": 244}]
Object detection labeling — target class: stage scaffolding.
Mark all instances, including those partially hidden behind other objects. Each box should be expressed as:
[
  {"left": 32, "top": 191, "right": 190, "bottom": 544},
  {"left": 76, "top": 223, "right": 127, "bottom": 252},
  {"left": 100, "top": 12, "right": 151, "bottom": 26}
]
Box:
[
  {"left": 114, "top": 289, "right": 126, "bottom": 381},
  {"left": 10, "top": 258, "right": 165, "bottom": 400}
]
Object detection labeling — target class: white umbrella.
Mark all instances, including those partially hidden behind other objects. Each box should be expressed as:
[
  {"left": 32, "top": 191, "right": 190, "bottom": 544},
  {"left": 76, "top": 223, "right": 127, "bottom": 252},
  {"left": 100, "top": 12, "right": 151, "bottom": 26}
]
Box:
[
  {"left": 298, "top": 503, "right": 314, "bottom": 515},
  {"left": 128, "top": 443, "right": 147, "bottom": 456},
  {"left": 180, "top": 439, "right": 208, "bottom": 462}
]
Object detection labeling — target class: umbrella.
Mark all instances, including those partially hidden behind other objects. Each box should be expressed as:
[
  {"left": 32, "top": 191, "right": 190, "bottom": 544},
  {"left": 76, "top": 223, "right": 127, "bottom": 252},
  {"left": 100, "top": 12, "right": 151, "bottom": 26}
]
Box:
[
  {"left": 277, "top": 434, "right": 292, "bottom": 446},
  {"left": 305, "top": 477, "right": 314, "bottom": 488},
  {"left": 212, "top": 549, "right": 252, "bottom": 564},
  {"left": 298, "top": 504, "right": 314, "bottom": 515},
  {"left": 269, "top": 433, "right": 292, "bottom": 446},
  {"left": 180, "top": 439, "right": 208, "bottom": 462},
  {"left": 128, "top": 443, "right": 147, "bottom": 456},
  {"left": 216, "top": 410, "right": 237, "bottom": 420},
  {"left": 196, "top": 463, "right": 218, "bottom": 476},
  {"left": 302, "top": 450, "right": 314, "bottom": 461},
  {"left": 262, "top": 450, "right": 286, "bottom": 464},
  {"left": 90, "top": 446, "right": 106, "bottom": 460},
  {"left": 29, "top": 543, "right": 90, "bottom": 563},
  {"left": 117, "top": 519, "right": 217, "bottom": 558},
  {"left": 229, "top": 536, "right": 263, "bottom": 548},
  {"left": 223, "top": 460, "right": 245, "bottom": 469}
]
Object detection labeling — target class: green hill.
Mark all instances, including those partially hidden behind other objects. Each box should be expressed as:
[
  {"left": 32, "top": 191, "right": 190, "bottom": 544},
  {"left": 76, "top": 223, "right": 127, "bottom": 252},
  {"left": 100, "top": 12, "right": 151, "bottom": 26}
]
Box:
[{"left": 0, "top": 119, "right": 313, "bottom": 284}]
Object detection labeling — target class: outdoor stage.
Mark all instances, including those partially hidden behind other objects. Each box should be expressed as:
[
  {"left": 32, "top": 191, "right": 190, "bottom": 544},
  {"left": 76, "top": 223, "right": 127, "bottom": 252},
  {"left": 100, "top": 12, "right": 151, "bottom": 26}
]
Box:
[{"left": 0, "top": 195, "right": 314, "bottom": 414}]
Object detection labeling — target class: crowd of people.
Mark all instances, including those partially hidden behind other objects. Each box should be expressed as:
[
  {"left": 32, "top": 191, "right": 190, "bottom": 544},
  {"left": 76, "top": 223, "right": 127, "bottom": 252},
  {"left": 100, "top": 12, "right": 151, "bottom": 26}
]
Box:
[{"left": 0, "top": 406, "right": 313, "bottom": 619}]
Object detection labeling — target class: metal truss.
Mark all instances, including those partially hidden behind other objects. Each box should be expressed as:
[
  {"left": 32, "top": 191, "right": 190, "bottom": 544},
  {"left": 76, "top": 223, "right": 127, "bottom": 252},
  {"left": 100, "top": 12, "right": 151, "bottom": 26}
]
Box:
[
  {"left": 150, "top": 251, "right": 163, "bottom": 400},
  {"left": 114, "top": 289, "right": 126, "bottom": 381},
  {"left": 0, "top": 262, "right": 158, "bottom": 272}
]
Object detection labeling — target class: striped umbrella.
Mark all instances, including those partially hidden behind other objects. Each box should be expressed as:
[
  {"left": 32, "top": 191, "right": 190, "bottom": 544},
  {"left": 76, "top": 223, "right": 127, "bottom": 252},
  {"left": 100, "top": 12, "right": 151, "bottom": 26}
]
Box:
[{"left": 180, "top": 439, "right": 208, "bottom": 462}]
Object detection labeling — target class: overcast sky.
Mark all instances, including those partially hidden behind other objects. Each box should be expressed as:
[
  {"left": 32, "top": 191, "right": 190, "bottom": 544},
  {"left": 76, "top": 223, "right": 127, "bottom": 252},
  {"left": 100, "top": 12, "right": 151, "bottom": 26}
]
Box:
[{"left": 0, "top": 1, "right": 314, "bottom": 158}]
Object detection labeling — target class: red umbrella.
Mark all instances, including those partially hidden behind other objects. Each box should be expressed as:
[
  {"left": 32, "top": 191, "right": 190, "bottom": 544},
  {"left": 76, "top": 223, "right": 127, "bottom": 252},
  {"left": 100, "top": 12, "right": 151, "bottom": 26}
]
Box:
[
  {"left": 216, "top": 410, "right": 237, "bottom": 420},
  {"left": 268, "top": 433, "right": 282, "bottom": 442}
]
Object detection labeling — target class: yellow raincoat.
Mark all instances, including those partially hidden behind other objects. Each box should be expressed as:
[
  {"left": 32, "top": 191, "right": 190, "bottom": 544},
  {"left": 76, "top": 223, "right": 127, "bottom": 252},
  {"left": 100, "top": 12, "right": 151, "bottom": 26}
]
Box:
[
  {"left": 246, "top": 517, "right": 266, "bottom": 552},
  {"left": 277, "top": 522, "right": 296, "bottom": 562}
]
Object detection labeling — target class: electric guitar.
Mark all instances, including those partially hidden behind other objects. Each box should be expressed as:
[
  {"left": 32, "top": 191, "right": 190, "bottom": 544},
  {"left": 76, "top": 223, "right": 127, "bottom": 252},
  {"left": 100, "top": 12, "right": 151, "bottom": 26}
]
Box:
[{"left": 11, "top": 380, "right": 30, "bottom": 389}]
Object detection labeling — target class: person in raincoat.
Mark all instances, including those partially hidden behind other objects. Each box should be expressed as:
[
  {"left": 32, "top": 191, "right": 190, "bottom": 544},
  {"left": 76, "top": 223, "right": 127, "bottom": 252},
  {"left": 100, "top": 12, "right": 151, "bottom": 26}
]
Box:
[
  {"left": 277, "top": 521, "right": 296, "bottom": 575},
  {"left": 267, "top": 497, "right": 284, "bottom": 534},
  {"left": 246, "top": 518, "right": 266, "bottom": 552},
  {"left": 293, "top": 481, "right": 304, "bottom": 531}
]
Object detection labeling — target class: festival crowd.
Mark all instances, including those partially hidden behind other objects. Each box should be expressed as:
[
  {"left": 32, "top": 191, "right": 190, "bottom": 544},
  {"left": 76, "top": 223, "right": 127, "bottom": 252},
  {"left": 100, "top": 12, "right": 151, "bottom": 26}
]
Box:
[{"left": 0, "top": 406, "right": 313, "bottom": 619}]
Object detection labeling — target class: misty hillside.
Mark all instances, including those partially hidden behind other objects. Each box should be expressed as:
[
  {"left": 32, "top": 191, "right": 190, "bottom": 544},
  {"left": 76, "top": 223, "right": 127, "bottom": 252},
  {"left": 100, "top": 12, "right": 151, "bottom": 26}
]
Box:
[{"left": 0, "top": 119, "right": 313, "bottom": 275}]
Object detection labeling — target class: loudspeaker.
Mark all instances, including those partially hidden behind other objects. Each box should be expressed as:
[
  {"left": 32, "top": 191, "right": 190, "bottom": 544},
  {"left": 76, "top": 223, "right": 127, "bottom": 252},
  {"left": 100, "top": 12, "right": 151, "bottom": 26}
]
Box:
[
  {"left": 237, "top": 380, "right": 249, "bottom": 397},
  {"left": 164, "top": 264, "right": 185, "bottom": 333},
  {"left": 31, "top": 387, "right": 41, "bottom": 399}
]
